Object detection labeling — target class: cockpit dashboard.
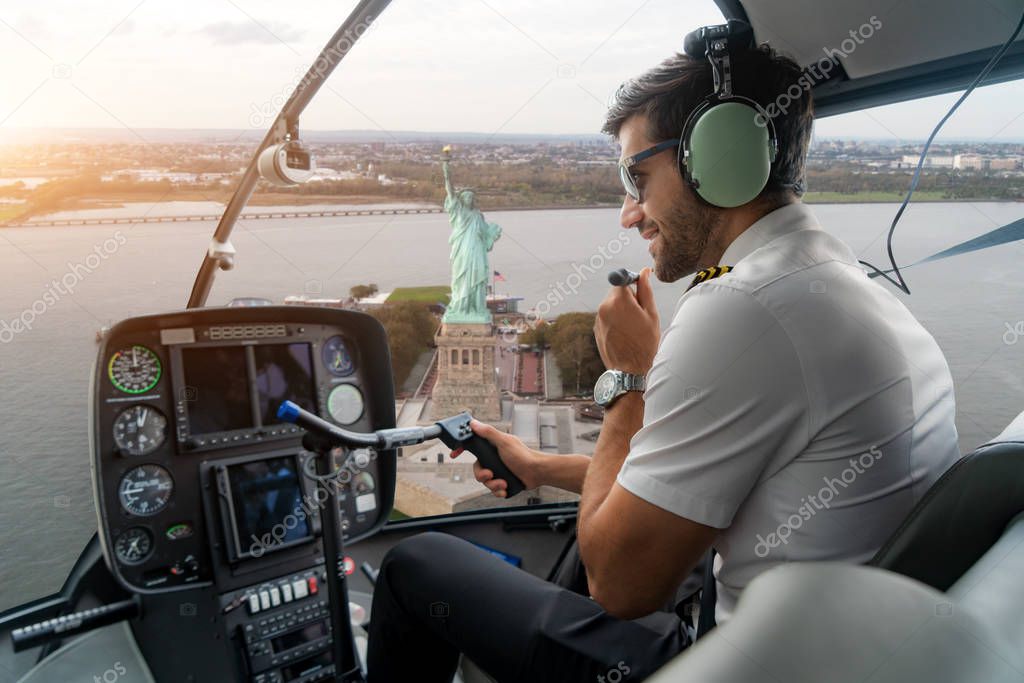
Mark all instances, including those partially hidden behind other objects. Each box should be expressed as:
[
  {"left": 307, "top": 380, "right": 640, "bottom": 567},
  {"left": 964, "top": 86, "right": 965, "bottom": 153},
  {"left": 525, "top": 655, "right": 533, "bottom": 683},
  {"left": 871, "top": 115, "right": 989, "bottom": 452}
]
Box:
[{"left": 89, "top": 305, "right": 396, "bottom": 682}]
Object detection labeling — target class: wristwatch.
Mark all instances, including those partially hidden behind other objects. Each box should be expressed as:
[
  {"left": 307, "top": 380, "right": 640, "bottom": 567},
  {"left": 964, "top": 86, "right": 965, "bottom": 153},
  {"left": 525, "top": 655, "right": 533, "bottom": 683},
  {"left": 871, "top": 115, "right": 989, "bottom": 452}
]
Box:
[{"left": 593, "top": 369, "right": 646, "bottom": 407}]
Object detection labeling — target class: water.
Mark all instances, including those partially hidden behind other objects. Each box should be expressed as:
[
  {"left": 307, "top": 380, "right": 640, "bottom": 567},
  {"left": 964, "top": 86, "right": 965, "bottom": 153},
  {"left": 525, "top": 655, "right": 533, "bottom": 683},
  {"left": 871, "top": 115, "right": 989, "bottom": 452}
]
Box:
[{"left": 1, "top": 201, "right": 1022, "bottom": 612}]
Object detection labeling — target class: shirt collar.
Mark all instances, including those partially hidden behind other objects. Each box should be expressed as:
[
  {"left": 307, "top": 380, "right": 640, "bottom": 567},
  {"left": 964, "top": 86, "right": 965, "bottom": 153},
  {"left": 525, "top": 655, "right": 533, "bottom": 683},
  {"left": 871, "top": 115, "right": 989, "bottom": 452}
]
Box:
[{"left": 720, "top": 202, "right": 821, "bottom": 267}]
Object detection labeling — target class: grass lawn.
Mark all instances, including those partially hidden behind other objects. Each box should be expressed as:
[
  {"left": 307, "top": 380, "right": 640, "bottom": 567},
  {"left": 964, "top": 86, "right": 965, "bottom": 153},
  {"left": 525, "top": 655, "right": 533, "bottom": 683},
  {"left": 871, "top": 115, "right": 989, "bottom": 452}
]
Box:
[
  {"left": 803, "top": 190, "right": 950, "bottom": 203},
  {"left": 388, "top": 285, "right": 451, "bottom": 304}
]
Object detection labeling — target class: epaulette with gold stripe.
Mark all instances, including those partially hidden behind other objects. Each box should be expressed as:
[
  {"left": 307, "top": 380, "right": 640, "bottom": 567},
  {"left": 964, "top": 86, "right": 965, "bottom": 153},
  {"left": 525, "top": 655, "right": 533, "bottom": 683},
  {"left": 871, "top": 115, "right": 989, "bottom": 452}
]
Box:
[{"left": 686, "top": 265, "right": 733, "bottom": 291}]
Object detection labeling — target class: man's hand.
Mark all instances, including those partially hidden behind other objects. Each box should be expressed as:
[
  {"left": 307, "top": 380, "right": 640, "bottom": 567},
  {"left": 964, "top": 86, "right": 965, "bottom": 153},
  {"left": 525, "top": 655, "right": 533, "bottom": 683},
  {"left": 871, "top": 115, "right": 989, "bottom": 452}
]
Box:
[
  {"left": 594, "top": 267, "right": 660, "bottom": 375},
  {"left": 459, "top": 420, "right": 542, "bottom": 498}
]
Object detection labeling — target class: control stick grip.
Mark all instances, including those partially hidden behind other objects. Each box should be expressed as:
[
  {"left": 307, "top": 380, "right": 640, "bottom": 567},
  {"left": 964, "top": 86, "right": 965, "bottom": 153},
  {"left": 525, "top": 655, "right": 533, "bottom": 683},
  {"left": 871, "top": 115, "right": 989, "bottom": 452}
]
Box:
[{"left": 435, "top": 413, "right": 526, "bottom": 497}]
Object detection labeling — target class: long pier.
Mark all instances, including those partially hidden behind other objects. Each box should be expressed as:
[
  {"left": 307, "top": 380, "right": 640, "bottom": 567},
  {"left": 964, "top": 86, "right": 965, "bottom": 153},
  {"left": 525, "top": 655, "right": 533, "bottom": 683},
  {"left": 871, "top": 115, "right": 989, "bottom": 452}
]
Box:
[
  {"left": 4, "top": 203, "right": 617, "bottom": 228},
  {"left": 8, "top": 206, "right": 444, "bottom": 228}
]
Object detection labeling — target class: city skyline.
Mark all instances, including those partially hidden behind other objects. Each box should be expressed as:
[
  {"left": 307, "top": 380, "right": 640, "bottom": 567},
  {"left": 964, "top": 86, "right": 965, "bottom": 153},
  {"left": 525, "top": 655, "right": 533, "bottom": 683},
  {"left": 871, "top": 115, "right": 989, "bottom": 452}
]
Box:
[{"left": 1, "top": 0, "right": 1023, "bottom": 141}]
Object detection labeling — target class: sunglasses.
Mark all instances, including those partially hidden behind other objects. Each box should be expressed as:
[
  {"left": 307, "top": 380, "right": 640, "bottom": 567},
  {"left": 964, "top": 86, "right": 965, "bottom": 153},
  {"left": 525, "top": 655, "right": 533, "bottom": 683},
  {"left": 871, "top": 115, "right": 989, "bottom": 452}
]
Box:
[{"left": 618, "top": 138, "right": 681, "bottom": 202}]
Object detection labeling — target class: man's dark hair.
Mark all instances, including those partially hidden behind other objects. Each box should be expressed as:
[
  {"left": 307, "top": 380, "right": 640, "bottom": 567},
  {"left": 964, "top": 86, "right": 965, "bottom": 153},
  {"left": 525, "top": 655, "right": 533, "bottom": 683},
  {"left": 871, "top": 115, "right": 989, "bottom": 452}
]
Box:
[{"left": 603, "top": 44, "right": 813, "bottom": 201}]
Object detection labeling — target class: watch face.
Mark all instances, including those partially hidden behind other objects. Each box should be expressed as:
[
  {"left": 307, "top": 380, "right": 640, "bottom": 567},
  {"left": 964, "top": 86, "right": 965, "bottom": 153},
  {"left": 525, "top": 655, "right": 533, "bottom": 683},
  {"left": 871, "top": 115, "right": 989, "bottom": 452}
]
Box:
[{"left": 594, "top": 372, "right": 618, "bottom": 405}]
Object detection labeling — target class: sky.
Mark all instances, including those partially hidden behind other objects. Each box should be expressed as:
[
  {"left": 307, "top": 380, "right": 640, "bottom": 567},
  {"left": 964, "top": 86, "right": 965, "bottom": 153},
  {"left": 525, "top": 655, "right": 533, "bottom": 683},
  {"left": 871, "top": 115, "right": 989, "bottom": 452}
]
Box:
[{"left": 0, "top": 0, "right": 1022, "bottom": 142}]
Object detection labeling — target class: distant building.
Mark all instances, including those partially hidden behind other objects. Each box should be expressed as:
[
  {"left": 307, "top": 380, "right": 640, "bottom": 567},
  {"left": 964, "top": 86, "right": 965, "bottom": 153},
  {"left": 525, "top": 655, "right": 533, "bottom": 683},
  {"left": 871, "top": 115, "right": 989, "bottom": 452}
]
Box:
[
  {"left": 486, "top": 294, "right": 523, "bottom": 315},
  {"left": 990, "top": 157, "right": 1021, "bottom": 171},
  {"left": 283, "top": 296, "right": 354, "bottom": 309},
  {"left": 354, "top": 291, "right": 392, "bottom": 307},
  {"left": 957, "top": 154, "right": 986, "bottom": 170},
  {"left": 895, "top": 154, "right": 1022, "bottom": 172},
  {"left": 105, "top": 169, "right": 200, "bottom": 183},
  {"left": 901, "top": 155, "right": 956, "bottom": 168}
]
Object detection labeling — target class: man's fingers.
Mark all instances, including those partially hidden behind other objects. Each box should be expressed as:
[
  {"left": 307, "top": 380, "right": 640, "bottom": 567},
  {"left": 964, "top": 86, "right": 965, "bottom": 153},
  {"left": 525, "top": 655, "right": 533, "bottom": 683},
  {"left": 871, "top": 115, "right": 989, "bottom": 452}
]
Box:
[
  {"left": 469, "top": 419, "right": 515, "bottom": 497},
  {"left": 477, "top": 468, "right": 508, "bottom": 497},
  {"left": 635, "top": 267, "right": 658, "bottom": 316},
  {"left": 470, "top": 419, "right": 503, "bottom": 443}
]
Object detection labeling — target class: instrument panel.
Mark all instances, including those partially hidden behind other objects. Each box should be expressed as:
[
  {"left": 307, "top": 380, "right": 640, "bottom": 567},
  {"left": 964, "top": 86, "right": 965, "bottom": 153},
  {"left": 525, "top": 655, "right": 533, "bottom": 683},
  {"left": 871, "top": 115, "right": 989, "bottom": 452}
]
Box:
[{"left": 91, "top": 306, "right": 397, "bottom": 595}]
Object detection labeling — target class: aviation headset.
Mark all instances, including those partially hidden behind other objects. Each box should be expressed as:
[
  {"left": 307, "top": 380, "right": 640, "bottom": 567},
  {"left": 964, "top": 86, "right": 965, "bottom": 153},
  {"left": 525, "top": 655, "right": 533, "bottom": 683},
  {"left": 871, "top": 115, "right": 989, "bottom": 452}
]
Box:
[{"left": 679, "top": 20, "right": 780, "bottom": 208}]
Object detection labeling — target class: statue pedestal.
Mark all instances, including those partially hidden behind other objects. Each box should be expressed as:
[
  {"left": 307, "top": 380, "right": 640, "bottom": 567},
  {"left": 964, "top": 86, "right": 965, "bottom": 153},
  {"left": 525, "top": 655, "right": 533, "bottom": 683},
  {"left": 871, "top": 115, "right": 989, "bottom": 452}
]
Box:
[{"left": 431, "top": 322, "right": 501, "bottom": 422}]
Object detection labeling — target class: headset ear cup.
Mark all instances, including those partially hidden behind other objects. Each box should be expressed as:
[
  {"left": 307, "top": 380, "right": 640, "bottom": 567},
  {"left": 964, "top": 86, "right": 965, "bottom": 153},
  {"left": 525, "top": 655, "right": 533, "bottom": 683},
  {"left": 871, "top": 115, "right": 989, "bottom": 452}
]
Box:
[{"left": 687, "top": 101, "right": 772, "bottom": 207}]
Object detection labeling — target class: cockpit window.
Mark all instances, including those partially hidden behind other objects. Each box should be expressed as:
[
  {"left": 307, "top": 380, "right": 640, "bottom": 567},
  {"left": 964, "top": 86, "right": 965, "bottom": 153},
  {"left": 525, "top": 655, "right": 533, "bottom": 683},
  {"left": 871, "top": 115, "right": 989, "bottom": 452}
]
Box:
[{"left": 1, "top": 0, "right": 1023, "bottom": 615}]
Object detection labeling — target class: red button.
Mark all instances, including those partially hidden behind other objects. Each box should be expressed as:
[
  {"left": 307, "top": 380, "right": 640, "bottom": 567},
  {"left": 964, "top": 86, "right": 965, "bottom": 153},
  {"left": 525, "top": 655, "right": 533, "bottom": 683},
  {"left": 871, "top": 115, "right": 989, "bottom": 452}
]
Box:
[
  {"left": 342, "top": 557, "right": 356, "bottom": 576},
  {"left": 308, "top": 577, "right": 318, "bottom": 595}
]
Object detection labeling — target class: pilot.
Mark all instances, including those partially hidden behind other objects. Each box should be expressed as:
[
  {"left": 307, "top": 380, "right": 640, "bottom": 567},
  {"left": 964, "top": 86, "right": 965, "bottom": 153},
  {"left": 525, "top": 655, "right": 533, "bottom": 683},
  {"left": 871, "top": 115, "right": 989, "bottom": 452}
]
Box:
[{"left": 366, "top": 36, "right": 961, "bottom": 683}]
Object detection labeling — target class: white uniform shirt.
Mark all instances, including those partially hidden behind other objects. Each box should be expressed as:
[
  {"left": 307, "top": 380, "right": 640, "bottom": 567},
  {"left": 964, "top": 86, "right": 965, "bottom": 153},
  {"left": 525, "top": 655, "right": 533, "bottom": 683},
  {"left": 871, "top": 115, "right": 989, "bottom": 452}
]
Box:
[{"left": 616, "top": 202, "right": 961, "bottom": 622}]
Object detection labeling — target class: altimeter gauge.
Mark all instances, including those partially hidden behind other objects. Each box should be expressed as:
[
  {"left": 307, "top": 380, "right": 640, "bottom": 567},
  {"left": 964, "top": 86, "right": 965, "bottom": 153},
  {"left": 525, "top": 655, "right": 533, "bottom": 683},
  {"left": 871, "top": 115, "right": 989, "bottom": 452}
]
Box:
[
  {"left": 113, "top": 405, "right": 167, "bottom": 456},
  {"left": 108, "top": 345, "right": 162, "bottom": 394},
  {"left": 114, "top": 527, "right": 153, "bottom": 565},
  {"left": 118, "top": 464, "right": 173, "bottom": 517}
]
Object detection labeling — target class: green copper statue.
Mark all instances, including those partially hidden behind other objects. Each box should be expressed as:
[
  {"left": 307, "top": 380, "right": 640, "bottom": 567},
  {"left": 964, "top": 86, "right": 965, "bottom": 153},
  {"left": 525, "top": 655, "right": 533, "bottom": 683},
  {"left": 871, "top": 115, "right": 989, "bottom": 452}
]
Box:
[{"left": 440, "top": 146, "right": 501, "bottom": 324}]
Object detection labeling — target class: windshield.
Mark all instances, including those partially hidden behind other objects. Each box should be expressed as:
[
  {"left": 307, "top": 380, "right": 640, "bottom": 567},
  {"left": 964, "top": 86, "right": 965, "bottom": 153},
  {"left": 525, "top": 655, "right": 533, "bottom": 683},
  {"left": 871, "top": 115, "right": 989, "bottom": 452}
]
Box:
[{"left": 1, "top": 0, "right": 1023, "bottom": 615}]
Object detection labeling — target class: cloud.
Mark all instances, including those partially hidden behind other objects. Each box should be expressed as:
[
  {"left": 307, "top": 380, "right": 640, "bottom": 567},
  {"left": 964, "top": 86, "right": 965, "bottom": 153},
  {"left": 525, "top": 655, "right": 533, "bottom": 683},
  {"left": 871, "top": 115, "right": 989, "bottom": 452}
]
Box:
[{"left": 198, "top": 20, "right": 305, "bottom": 46}]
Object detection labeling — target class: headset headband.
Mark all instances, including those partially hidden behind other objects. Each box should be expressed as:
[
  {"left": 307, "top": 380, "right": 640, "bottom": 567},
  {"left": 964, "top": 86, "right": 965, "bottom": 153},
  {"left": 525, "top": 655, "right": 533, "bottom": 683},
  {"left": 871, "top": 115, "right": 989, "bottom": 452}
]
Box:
[{"left": 677, "top": 20, "right": 786, "bottom": 207}]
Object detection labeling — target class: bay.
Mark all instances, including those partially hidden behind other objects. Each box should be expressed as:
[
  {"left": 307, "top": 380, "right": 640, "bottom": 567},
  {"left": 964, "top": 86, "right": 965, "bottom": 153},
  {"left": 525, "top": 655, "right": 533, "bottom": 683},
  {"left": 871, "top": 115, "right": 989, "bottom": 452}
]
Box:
[{"left": 1, "top": 201, "right": 1022, "bottom": 611}]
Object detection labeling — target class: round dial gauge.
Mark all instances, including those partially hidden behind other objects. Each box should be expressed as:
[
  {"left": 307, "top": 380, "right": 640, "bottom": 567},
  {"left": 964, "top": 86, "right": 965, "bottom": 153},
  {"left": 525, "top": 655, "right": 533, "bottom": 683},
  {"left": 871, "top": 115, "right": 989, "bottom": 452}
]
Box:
[
  {"left": 118, "top": 464, "right": 173, "bottom": 517},
  {"left": 114, "top": 527, "right": 153, "bottom": 565},
  {"left": 322, "top": 336, "right": 355, "bottom": 377},
  {"left": 113, "top": 405, "right": 167, "bottom": 456},
  {"left": 108, "top": 345, "right": 162, "bottom": 394},
  {"left": 327, "top": 384, "right": 364, "bottom": 425}
]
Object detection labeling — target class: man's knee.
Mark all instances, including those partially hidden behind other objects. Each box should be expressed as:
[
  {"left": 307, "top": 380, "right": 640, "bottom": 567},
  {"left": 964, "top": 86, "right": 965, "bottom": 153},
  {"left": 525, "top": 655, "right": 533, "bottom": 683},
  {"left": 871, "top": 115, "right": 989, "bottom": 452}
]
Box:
[{"left": 381, "top": 531, "right": 457, "bottom": 576}]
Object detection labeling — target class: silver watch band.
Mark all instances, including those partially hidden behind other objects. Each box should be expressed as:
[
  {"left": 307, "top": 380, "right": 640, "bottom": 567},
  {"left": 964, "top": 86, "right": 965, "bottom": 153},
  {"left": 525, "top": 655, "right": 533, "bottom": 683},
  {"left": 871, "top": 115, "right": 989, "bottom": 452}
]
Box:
[{"left": 621, "top": 372, "right": 646, "bottom": 392}]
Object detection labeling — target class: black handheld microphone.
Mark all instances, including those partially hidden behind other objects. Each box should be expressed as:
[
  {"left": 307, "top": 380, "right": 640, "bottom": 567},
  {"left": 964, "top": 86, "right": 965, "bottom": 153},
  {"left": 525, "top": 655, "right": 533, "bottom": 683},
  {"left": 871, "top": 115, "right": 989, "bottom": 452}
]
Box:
[{"left": 608, "top": 268, "right": 640, "bottom": 287}]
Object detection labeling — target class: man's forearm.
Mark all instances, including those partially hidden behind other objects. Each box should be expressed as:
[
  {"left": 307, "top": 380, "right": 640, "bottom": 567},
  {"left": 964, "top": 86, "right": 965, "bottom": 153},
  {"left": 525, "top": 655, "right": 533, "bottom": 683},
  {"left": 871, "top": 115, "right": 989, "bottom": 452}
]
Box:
[
  {"left": 534, "top": 453, "right": 591, "bottom": 494},
  {"left": 578, "top": 392, "right": 644, "bottom": 530}
]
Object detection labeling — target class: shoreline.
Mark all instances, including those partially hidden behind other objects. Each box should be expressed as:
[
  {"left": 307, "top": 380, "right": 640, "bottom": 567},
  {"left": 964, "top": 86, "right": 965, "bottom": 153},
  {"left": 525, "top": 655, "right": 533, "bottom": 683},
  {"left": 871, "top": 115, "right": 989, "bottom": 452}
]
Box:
[{"left": 3, "top": 196, "right": 1021, "bottom": 228}]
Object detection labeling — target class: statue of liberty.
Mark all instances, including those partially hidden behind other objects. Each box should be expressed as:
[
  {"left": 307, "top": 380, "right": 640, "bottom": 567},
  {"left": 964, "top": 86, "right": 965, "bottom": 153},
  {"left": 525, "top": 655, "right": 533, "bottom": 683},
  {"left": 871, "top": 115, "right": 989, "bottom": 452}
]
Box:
[{"left": 439, "top": 146, "right": 502, "bottom": 324}]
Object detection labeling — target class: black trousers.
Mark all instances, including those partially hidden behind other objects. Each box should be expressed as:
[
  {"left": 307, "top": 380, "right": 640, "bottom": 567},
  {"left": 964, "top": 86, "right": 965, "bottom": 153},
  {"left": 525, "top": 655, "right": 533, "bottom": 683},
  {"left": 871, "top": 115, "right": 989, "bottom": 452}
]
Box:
[{"left": 366, "top": 532, "right": 688, "bottom": 683}]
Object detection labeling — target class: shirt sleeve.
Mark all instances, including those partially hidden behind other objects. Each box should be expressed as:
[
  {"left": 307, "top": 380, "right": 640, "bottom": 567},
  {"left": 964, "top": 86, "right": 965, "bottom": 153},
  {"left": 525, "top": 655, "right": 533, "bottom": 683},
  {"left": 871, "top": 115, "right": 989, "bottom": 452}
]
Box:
[{"left": 617, "top": 283, "right": 809, "bottom": 529}]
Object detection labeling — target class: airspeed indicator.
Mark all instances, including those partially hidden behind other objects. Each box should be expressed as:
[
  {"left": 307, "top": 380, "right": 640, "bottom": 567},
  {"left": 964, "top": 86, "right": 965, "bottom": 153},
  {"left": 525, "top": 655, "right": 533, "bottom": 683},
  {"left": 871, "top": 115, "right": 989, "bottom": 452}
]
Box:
[{"left": 108, "top": 345, "right": 162, "bottom": 394}]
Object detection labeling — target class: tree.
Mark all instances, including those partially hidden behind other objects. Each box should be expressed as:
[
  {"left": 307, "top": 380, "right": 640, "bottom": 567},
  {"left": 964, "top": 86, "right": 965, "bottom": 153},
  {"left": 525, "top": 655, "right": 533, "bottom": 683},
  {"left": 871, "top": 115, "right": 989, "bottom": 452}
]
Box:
[
  {"left": 350, "top": 283, "right": 379, "bottom": 300},
  {"left": 547, "top": 312, "right": 604, "bottom": 395},
  {"left": 519, "top": 320, "right": 550, "bottom": 348},
  {"left": 367, "top": 301, "right": 438, "bottom": 389}
]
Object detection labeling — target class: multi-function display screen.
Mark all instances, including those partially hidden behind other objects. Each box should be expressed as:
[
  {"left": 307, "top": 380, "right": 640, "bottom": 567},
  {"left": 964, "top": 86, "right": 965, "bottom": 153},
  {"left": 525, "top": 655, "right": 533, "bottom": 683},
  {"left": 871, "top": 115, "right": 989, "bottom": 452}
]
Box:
[
  {"left": 183, "top": 347, "right": 253, "bottom": 434},
  {"left": 254, "top": 344, "right": 317, "bottom": 425},
  {"left": 182, "top": 343, "right": 317, "bottom": 436},
  {"left": 226, "top": 456, "right": 312, "bottom": 558}
]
